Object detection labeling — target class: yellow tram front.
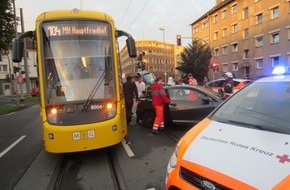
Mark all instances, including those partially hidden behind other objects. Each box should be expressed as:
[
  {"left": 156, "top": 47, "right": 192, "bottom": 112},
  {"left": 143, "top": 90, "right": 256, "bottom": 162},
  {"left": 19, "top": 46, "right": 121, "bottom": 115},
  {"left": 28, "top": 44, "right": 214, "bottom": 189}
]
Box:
[{"left": 32, "top": 10, "right": 134, "bottom": 153}]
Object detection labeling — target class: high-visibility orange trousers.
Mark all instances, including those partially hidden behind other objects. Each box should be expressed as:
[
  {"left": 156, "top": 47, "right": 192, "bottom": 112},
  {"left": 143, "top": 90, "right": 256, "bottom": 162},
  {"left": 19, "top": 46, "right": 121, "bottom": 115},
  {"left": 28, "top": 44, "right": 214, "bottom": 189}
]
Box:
[{"left": 153, "top": 106, "right": 164, "bottom": 130}]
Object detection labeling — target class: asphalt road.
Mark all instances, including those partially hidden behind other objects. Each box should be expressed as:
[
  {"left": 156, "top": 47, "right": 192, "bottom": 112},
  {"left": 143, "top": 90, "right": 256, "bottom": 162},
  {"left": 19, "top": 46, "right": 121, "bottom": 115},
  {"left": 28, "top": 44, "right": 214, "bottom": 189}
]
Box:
[
  {"left": 0, "top": 103, "right": 191, "bottom": 190},
  {"left": 0, "top": 104, "right": 43, "bottom": 190}
]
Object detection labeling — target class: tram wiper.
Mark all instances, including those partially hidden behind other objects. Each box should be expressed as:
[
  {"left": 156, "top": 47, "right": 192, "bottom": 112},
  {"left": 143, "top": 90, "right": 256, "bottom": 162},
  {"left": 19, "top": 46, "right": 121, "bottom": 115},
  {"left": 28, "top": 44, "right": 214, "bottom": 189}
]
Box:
[
  {"left": 82, "top": 49, "right": 111, "bottom": 112},
  {"left": 82, "top": 71, "right": 105, "bottom": 111}
]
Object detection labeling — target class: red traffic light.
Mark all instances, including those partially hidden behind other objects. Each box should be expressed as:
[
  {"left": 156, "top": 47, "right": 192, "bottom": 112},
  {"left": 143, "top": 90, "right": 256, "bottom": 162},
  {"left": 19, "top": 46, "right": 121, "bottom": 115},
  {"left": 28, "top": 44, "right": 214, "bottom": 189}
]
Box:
[
  {"left": 177, "top": 35, "right": 181, "bottom": 46},
  {"left": 210, "top": 63, "right": 219, "bottom": 69}
]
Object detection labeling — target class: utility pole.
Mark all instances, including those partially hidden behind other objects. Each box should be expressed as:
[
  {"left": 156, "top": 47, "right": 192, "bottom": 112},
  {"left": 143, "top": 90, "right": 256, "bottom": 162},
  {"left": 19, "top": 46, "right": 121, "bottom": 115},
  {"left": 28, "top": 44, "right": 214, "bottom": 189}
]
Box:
[
  {"left": 12, "top": 0, "right": 20, "bottom": 103},
  {"left": 159, "top": 28, "right": 167, "bottom": 84},
  {"left": 20, "top": 8, "right": 31, "bottom": 96}
]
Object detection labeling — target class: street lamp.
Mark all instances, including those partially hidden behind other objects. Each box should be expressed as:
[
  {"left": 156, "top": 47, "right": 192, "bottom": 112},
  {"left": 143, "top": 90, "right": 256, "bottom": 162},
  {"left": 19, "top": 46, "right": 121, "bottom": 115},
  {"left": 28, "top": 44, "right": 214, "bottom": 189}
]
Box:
[
  {"left": 159, "top": 28, "right": 167, "bottom": 83},
  {"left": 159, "top": 28, "right": 165, "bottom": 43}
]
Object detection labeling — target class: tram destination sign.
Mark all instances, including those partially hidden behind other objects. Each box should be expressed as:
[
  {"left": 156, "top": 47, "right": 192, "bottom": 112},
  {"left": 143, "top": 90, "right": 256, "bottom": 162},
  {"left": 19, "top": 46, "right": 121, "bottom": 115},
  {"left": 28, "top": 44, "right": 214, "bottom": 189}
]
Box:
[{"left": 42, "top": 21, "right": 109, "bottom": 37}]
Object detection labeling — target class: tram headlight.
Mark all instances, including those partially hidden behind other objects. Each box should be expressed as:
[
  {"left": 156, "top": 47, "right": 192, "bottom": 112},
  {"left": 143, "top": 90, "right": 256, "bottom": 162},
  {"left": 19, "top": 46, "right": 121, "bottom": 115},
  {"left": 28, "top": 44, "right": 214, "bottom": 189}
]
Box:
[
  {"left": 47, "top": 107, "right": 58, "bottom": 124},
  {"left": 106, "top": 102, "right": 116, "bottom": 117}
]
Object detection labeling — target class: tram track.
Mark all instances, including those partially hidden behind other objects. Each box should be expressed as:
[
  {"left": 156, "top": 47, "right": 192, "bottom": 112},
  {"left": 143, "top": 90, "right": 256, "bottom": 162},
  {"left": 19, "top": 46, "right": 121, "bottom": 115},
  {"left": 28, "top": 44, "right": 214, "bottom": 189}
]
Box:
[
  {"left": 161, "top": 129, "right": 180, "bottom": 142},
  {"left": 51, "top": 147, "right": 127, "bottom": 190}
]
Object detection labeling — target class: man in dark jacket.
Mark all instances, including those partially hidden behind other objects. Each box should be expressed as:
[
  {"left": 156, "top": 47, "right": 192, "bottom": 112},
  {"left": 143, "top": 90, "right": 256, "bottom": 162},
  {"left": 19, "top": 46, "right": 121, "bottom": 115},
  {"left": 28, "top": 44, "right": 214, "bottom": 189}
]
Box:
[{"left": 123, "top": 76, "right": 138, "bottom": 125}]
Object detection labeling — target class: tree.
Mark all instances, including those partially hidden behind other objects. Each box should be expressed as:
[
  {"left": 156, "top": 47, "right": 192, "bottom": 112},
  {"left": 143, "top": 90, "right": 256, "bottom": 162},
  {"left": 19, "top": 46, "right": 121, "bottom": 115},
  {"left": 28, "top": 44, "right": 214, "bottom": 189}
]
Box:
[
  {"left": 177, "top": 39, "right": 212, "bottom": 83},
  {"left": 0, "top": 0, "right": 16, "bottom": 56}
]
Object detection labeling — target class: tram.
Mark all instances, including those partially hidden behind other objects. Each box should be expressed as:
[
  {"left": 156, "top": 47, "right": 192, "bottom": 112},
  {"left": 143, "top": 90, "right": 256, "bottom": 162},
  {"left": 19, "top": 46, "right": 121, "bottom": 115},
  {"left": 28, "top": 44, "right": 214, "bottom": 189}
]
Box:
[{"left": 12, "top": 9, "right": 137, "bottom": 153}]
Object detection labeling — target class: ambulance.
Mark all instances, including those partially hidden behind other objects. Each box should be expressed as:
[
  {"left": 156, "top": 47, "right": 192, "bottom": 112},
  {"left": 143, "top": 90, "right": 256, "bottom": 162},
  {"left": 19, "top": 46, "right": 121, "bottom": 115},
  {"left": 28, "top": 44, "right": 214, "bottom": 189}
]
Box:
[{"left": 166, "top": 66, "right": 290, "bottom": 190}]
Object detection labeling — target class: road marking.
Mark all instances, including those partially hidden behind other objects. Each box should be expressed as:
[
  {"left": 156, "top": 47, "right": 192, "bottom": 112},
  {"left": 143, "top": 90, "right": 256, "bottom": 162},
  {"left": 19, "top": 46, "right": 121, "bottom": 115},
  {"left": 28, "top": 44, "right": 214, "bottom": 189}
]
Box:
[
  {"left": 121, "top": 139, "right": 135, "bottom": 157},
  {"left": 0, "top": 135, "right": 26, "bottom": 158}
]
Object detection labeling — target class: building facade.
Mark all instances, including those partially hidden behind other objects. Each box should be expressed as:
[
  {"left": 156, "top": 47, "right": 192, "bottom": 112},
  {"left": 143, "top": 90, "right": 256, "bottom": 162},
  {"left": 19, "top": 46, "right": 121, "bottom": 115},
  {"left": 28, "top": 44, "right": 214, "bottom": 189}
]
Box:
[
  {"left": 191, "top": 0, "right": 290, "bottom": 80},
  {"left": 0, "top": 38, "right": 38, "bottom": 96},
  {"left": 120, "top": 39, "right": 184, "bottom": 83}
]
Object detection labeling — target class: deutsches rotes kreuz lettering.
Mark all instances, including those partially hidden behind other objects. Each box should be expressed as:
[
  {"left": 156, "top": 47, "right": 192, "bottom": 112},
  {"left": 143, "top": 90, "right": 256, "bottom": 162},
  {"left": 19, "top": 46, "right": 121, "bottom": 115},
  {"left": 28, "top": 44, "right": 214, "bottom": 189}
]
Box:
[{"left": 200, "top": 136, "right": 274, "bottom": 157}]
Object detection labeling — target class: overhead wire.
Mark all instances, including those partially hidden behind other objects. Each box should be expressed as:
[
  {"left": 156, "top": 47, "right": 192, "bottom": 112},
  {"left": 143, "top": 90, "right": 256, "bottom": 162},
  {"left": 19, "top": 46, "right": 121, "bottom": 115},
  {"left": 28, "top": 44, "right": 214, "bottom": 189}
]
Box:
[
  {"left": 119, "top": 0, "right": 133, "bottom": 27},
  {"left": 126, "top": 0, "right": 150, "bottom": 31}
]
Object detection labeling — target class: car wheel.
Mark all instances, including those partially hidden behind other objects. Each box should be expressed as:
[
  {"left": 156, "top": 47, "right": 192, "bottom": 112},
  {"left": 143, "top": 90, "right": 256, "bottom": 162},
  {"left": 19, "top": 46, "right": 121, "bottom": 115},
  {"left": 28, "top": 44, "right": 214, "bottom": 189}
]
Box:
[{"left": 140, "top": 110, "right": 155, "bottom": 128}]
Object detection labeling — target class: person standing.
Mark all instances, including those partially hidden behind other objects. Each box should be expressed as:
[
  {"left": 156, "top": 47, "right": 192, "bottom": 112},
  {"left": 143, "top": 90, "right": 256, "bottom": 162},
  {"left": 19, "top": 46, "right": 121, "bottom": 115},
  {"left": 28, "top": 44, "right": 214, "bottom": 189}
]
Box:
[
  {"left": 187, "top": 73, "right": 198, "bottom": 101},
  {"left": 135, "top": 76, "right": 146, "bottom": 98},
  {"left": 203, "top": 76, "right": 208, "bottom": 85},
  {"left": 151, "top": 77, "right": 175, "bottom": 134},
  {"left": 187, "top": 73, "right": 197, "bottom": 85},
  {"left": 123, "top": 76, "right": 138, "bottom": 125},
  {"left": 220, "top": 72, "right": 234, "bottom": 99}
]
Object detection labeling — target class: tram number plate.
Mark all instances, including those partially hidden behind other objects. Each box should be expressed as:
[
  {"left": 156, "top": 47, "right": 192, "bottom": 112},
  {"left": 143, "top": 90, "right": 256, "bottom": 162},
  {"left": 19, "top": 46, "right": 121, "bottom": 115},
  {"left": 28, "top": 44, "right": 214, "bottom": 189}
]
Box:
[{"left": 72, "top": 130, "right": 95, "bottom": 140}]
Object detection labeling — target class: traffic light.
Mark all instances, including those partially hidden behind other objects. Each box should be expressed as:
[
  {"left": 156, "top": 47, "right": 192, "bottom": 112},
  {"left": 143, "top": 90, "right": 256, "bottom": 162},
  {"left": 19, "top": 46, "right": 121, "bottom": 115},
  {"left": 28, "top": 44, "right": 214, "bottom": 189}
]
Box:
[
  {"left": 141, "top": 63, "right": 146, "bottom": 71},
  {"left": 5, "top": 74, "right": 10, "bottom": 82},
  {"left": 177, "top": 35, "right": 181, "bottom": 46},
  {"left": 137, "top": 51, "right": 145, "bottom": 69},
  {"left": 13, "top": 66, "right": 21, "bottom": 74},
  {"left": 210, "top": 63, "right": 219, "bottom": 71}
]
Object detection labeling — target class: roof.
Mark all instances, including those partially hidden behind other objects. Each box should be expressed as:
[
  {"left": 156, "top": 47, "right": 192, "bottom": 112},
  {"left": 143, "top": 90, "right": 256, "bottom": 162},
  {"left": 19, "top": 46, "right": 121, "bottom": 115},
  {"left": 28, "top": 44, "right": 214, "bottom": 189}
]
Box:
[
  {"left": 256, "top": 74, "right": 290, "bottom": 83},
  {"left": 190, "top": 0, "right": 235, "bottom": 26}
]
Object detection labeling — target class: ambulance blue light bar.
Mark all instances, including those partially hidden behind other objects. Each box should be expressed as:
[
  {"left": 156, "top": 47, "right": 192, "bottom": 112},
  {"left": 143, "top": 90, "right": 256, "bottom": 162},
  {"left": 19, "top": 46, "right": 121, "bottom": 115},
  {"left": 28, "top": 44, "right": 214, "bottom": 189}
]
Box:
[{"left": 272, "top": 66, "right": 286, "bottom": 75}]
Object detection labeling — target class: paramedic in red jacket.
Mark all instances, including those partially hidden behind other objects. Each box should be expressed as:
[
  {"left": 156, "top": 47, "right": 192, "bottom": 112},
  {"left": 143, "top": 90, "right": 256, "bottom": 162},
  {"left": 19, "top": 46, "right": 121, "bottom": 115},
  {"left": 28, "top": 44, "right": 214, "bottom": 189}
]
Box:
[{"left": 151, "top": 77, "right": 175, "bottom": 134}]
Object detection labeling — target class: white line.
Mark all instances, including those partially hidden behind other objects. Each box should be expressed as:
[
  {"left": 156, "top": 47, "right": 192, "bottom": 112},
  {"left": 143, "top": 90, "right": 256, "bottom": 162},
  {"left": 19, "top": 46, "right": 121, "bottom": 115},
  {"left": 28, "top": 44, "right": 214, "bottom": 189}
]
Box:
[
  {"left": 121, "top": 139, "right": 135, "bottom": 157},
  {"left": 0, "top": 135, "right": 26, "bottom": 158}
]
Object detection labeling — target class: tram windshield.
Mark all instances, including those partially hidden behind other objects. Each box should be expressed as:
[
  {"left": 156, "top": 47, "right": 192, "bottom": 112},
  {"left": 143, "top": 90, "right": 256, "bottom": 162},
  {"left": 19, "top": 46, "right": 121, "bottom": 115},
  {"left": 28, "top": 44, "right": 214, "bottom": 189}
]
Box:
[{"left": 41, "top": 21, "right": 115, "bottom": 105}]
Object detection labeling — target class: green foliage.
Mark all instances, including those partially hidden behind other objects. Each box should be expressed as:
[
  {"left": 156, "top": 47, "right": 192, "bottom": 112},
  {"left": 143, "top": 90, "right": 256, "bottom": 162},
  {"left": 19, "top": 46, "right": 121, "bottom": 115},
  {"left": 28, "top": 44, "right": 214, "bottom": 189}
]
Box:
[
  {"left": 0, "top": 104, "right": 26, "bottom": 115},
  {"left": 179, "top": 39, "right": 212, "bottom": 82},
  {"left": 0, "top": 0, "right": 16, "bottom": 55},
  {"left": 0, "top": 97, "right": 39, "bottom": 115}
]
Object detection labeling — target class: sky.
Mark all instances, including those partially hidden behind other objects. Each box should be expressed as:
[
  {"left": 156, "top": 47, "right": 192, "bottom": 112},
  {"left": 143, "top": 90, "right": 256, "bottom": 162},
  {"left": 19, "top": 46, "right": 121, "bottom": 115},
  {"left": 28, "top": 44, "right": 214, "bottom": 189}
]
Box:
[{"left": 15, "top": 0, "right": 215, "bottom": 47}]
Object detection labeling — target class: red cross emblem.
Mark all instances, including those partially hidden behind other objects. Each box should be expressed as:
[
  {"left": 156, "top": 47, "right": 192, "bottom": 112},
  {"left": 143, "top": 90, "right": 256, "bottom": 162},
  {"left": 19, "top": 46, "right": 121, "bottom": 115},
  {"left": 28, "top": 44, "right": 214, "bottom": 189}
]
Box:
[{"left": 276, "top": 154, "right": 290, "bottom": 164}]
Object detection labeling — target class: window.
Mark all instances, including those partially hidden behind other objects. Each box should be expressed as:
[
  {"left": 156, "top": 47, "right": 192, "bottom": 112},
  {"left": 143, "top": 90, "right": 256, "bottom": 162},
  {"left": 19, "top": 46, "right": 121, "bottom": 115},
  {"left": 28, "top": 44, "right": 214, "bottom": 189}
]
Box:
[
  {"left": 221, "top": 10, "right": 227, "bottom": 19},
  {"left": 232, "top": 23, "right": 238, "bottom": 33},
  {"left": 202, "top": 21, "right": 208, "bottom": 29},
  {"left": 213, "top": 15, "right": 218, "bottom": 24},
  {"left": 3, "top": 65, "right": 7, "bottom": 72},
  {"left": 255, "top": 36, "right": 263, "bottom": 47},
  {"left": 244, "top": 28, "right": 249, "bottom": 39},
  {"left": 213, "top": 31, "right": 218, "bottom": 40},
  {"left": 256, "top": 13, "right": 263, "bottom": 24},
  {"left": 222, "top": 28, "right": 227, "bottom": 37},
  {"left": 231, "top": 4, "right": 237, "bottom": 14},
  {"left": 271, "top": 56, "right": 280, "bottom": 67},
  {"left": 271, "top": 6, "right": 279, "bottom": 19},
  {"left": 222, "top": 46, "right": 228, "bottom": 55},
  {"left": 222, "top": 63, "right": 228, "bottom": 72},
  {"left": 243, "top": 7, "right": 249, "bottom": 19},
  {"left": 232, "top": 62, "right": 238, "bottom": 71},
  {"left": 270, "top": 33, "right": 280, "bottom": 44},
  {"left": 244, "top": 49, "right": 249, "bottom": 59},
  {"left": 214, "top": 48, "right": 219, "bottom": 56},
  {"left": 193, "top": 26, "right": 199, "bottom": 33},
  {"left": 256, "top": 59, "right": 263, "bottom": 69},
  {"left": 232, "top": 43, "right": 238, "bottom": 52}
]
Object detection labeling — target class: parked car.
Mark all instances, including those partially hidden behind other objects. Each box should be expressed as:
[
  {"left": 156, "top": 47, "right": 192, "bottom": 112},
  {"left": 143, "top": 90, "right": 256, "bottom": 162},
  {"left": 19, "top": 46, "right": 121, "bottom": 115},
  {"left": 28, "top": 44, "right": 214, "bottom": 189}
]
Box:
[
  {"left": 205, "top": 78, "right": 252, "bottom": 93},
  {"left": 31, "top": 87, "right": 39, "bottom": 96},
  {"left": 136, "top": 85, "right": 223, "bottom": 128},
  {"left": 166, "top": 67, "right": 290, "bottom": 190}
]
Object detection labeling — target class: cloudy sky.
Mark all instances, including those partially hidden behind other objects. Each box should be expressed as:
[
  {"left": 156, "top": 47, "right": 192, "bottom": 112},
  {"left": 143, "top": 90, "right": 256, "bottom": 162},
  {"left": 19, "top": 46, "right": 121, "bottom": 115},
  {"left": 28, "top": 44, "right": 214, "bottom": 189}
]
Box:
[{"left": 15, "top": 0, "right": 215, "bottom": 46}]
